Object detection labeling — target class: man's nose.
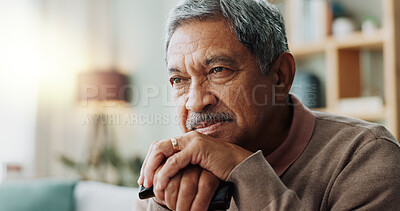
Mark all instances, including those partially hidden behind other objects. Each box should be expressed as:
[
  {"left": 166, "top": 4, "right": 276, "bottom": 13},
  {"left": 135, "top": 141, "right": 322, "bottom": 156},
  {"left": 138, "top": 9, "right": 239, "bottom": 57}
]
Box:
[{"left": 185, "top": 84, "right": 217, "bottom": 112}]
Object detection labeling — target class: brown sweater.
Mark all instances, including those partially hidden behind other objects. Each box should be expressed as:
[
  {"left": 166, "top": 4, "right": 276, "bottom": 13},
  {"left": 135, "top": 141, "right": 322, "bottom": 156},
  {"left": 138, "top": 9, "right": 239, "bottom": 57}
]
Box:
[{"left": 144, "top": 111, "right": 400, "bottom": 211}]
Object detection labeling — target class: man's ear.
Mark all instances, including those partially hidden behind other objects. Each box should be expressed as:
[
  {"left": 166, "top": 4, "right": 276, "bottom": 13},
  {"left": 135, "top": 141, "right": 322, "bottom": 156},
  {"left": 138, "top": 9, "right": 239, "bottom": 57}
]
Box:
[{"left": 270, "top": 52, "right": 296, "bottom": 103}]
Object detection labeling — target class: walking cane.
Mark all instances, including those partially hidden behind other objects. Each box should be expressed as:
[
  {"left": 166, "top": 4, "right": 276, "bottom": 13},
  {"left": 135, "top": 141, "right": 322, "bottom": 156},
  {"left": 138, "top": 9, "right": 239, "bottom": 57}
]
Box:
[{"left": 139, "top": 181, "right": 234, "bottom": 210}]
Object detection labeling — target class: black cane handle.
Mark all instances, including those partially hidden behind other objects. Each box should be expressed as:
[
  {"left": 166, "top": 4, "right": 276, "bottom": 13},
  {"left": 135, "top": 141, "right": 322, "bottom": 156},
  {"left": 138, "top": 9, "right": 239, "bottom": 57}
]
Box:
[{"left": 139, "top": 181, "right": 234, "bottom": 210}]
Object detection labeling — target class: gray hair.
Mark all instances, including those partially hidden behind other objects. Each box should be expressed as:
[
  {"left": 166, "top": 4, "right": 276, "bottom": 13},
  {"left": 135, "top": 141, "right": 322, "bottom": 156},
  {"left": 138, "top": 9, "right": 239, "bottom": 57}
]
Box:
[{"left": 165, "top": 0, "right": 289, "bottom": 76}]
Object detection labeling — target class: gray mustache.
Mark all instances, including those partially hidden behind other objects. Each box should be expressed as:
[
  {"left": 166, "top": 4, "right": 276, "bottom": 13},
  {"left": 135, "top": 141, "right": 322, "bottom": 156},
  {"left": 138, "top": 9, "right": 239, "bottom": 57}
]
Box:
[{"left": 186, "top": 112, "right": 234, "bottom": 131}]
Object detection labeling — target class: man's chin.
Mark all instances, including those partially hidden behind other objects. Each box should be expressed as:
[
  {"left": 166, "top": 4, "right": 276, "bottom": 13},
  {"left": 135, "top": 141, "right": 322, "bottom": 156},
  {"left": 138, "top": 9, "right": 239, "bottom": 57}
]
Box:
[{"left": 196, "top": 124, "right": 239, "bottom": 144}]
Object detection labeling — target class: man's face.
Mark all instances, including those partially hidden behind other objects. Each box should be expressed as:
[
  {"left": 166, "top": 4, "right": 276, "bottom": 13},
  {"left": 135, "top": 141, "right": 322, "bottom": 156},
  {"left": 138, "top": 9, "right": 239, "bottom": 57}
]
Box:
[{"left": 167, "top": 18, "right": 278, "bottom": 146}]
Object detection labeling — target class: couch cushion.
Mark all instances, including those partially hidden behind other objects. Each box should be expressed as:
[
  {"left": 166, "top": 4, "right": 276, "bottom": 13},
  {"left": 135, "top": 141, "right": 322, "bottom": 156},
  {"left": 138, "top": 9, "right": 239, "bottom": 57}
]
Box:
[
  {"left": 0, "top": 179, "right": 77, "bottom": 211},
  {"left": 74, "top": 181, "right": 138, "bottom": 211}
]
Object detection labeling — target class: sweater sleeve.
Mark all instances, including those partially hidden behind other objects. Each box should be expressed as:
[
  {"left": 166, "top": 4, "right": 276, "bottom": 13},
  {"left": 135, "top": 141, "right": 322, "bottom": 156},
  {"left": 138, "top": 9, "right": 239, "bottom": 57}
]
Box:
[
  {"left": 226, "top": 150, "right": 304, "bottom": 211},
  {"left": 145, "top": 150, "right": 304, "bottom": 211},
  {"left": 327, "top": 138, "right": 400, "bottom": 210},
  {"left": 146, "top": 199, "right": 171, "bottom": 211}
]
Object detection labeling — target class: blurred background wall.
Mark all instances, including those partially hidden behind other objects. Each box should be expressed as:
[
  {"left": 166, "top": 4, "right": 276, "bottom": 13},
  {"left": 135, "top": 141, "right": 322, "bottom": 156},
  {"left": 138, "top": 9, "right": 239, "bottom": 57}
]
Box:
[{"left": 0, "top": 0, "right": 181, "bottom": 183}]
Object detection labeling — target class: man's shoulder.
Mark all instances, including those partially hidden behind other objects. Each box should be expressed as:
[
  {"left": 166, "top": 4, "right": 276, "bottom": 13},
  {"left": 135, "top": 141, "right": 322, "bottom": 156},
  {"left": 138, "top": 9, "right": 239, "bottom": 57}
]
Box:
[
  {"left": 311, "top": 110, "right": 398, "bottom": 147},
  {"left": 284, "top": 111, "right": 400, "bottom": 210}
]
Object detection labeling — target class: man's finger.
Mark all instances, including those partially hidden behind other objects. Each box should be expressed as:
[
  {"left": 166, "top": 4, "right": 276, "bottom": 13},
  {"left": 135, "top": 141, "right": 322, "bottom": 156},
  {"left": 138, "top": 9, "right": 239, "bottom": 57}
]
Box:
[
  {"left": 153, "top": 163, "right": 165, "bottom": 202},
  {"left": 156, "top": 150, "right": 192, "bottom": 191},
  {"left": 176, "top": 165, "right": 201, "bottom": 211},
  {"left": 164, "top": 171, "right": 183, "bottom": 210},
  {"left": 191, "top": 170, "right": 220, "bottom": 211},
  {"left": 143, "top": 139, "right": 176, "bottom": 187}
]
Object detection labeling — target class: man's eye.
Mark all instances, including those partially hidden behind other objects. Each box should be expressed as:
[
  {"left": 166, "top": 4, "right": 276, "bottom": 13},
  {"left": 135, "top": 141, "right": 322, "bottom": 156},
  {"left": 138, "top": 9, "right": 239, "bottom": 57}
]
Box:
[
  {"left": 170, "top": 77, "right": 182, "bottom": 86},
  {"left": 211, "top": 67, "right": 225, "bottom": 73}
]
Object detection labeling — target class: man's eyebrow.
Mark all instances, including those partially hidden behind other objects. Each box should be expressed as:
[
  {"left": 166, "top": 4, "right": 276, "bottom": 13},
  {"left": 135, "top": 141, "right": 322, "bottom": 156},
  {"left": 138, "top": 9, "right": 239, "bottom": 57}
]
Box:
[
  {"left": 167, "top": 67, "right": 181, "bottom": 73},
  {"left": 167, "top": 55, "right": 237, "bottom": 73},
  {"left": 205, "top": 55, "right": 238, "bottom": 66}
]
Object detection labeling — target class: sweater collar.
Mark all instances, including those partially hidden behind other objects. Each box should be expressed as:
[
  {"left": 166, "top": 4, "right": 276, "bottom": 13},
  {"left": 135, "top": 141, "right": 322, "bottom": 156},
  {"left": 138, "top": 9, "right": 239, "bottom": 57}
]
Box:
[{"left": 265, "top": 95, "right": 316, "bottom": 176}]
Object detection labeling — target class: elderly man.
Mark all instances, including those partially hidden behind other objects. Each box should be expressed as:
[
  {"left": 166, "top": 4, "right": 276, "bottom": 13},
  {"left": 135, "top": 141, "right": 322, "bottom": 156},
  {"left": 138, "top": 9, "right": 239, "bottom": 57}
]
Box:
[{"left": 138, "top": 0, "right": 400, "bottom": 210}]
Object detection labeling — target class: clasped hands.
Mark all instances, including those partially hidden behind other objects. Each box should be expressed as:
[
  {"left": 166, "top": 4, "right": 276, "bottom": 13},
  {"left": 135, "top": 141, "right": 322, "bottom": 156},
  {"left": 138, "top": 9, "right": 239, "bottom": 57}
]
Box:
[{"left": 138, "top": 131, "right": 252, "bottom": 210}]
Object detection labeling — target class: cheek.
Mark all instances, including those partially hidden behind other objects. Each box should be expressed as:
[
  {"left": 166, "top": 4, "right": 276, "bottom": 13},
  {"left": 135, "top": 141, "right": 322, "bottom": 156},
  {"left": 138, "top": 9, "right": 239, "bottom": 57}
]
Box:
[
  {"left": 252, "top": 85, "right": 271, "bottom": 106},
  {"left": 223, "top": 84, "right": 270, "bottom": 126},
  {"left": 221, "top": 84, "right": 254, "bottom": 108}
]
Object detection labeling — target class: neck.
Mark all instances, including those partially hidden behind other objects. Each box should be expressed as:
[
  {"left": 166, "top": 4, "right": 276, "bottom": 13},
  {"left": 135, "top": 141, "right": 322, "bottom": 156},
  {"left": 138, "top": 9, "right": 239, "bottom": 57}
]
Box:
[{"left": 247, "top": 101, "right": 294, "bottom": 157}]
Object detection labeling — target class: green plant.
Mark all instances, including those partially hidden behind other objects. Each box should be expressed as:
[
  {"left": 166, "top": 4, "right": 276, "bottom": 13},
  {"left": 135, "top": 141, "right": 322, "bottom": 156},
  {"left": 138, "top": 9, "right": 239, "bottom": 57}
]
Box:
[{"left": 60, "top": 118, "right": 143, "bottom": 187}]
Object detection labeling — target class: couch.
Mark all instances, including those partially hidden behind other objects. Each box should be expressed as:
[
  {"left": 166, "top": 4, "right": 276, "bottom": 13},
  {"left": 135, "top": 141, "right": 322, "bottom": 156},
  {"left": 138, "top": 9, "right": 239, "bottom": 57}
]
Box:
[{"left": 0, "top": 179, "right": 142, "bottom": 211}]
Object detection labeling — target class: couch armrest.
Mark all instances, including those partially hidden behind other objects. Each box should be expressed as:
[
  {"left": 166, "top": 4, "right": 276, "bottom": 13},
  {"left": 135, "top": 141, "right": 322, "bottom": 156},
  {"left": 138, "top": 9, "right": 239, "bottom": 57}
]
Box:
[{"left": 74, "top": 181, "right": 139, "bottom": 211}]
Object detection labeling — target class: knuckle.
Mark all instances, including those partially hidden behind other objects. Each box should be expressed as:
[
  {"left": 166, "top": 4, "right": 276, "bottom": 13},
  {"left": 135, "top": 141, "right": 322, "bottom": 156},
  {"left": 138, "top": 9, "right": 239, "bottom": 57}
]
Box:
[
  {"left": 168, "top": 155, "right": 180, "bottom": 168},
  {"left": 167, "top": 178, "right": 180, "bottom": 190},
  {"left": 180, "top": 182, "right": 197, "bottom": 195},
  {"left": 153, "top": 170, "right": 159, "bottom": 182},
  {"left": 198, "top": 180, "right": 212, "bottom": 192},
  {"left": 188, "top": 130, "right": 199, "bottom": 138},
  {"left": 199, "top": 171, "right": 219, "bottom": 192},
  {"left": 196, "top": 139, "right": 206, "bottom": 149},
  {"left": 190, "top": 141, "right": 204, "bottom": 156},
  {"left": 150, "top": 141, "right": 158, "bottom": 150},
  {"left": 154, "top": 171, "right": 162, "bottom": 186},
  {"left": 151, "top": 141, "right": 162, "bottom": 151},
  {"left": 154, "top": 185, "right": 165, "bottom": 200}
]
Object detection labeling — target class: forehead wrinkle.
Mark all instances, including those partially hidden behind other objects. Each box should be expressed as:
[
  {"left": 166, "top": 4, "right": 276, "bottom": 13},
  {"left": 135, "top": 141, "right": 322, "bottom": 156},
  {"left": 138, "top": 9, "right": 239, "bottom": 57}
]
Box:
[
  {"left": 169, "top": 40, "right": 199, "bottom": 56},
  {"left": 170, "top": 25, "right": 219, "bottom": 53},
  {"left": 168, "top": 40, "right": 207, "bottom": 73},
  {"left": 170, "top": 48, "right": 211, "bottom": 76},
  {"left": 168, "top": 20, "right": 245, "bottom": 75},
  {"left": 183, "top": 49, "right": 208, "bottom": 76},
  {"left": 167, "top": 52, "right": 186, "bottom": 73}
]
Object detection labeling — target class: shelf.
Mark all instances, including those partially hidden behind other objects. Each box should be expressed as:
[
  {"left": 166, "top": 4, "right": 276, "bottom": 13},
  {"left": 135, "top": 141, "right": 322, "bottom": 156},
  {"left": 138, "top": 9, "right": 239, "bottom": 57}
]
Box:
[
  {"left": 285, "top": 0, "right": 400, "bottom": 138},
  {"left": 333, "top": 30, "right": 385, "bottom": 50},
  {"left": 290, "top": 30, "right": 385, "bottom": 57},
  {"left": 290, "top": 41, "right": 326, "bottom": 57}
]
